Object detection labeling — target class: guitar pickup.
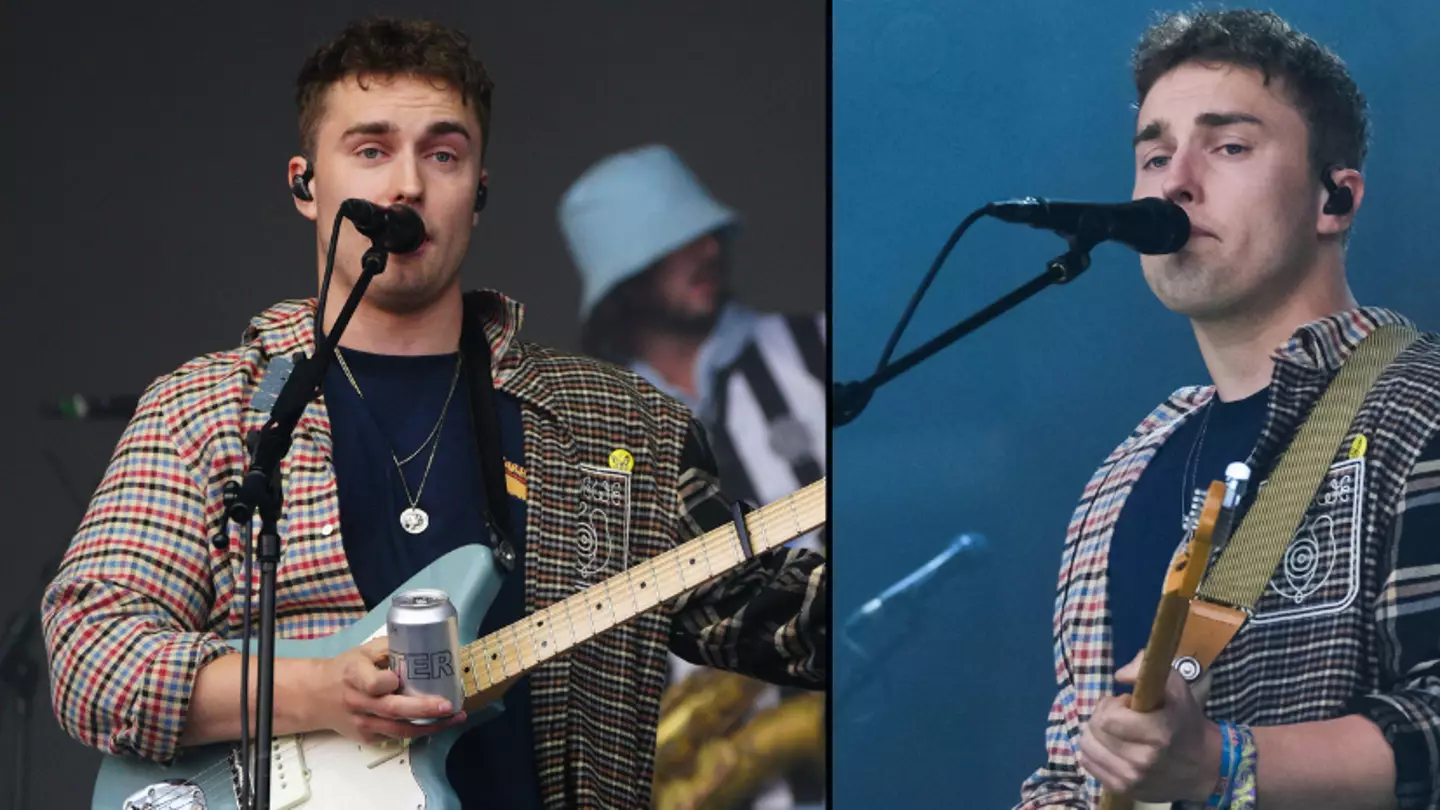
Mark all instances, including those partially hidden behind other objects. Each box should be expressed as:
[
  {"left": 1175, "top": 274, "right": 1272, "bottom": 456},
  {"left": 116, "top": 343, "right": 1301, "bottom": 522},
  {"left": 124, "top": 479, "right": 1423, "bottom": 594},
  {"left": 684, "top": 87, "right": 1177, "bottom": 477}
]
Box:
[{"left": 270, "top": 736, "right": 312, "bottom": 810}]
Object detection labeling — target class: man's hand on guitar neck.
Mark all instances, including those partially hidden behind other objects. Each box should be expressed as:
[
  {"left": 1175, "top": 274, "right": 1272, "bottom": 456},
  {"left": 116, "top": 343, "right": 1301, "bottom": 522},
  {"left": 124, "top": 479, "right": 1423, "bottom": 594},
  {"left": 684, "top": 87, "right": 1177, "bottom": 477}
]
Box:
[
  {"left": 1078, "top": 651, "right": 1401, "bottom": 810},
  {"left": 1076, "top": 652, "right": 1222, "bottom": 805}
]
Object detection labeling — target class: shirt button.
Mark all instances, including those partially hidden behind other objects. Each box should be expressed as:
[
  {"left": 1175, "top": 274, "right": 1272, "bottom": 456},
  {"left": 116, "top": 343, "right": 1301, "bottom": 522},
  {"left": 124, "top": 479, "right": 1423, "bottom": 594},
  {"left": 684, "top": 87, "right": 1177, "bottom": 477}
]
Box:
[{"left": 321, "top": 523, "right": 336, "bottom": 537}]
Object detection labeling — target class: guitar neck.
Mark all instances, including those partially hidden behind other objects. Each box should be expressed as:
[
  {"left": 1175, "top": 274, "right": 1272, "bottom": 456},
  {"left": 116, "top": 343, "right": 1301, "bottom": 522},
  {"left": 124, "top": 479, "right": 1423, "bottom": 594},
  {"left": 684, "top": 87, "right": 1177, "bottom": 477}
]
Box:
[{"left": 455, "top": 479, "right": 826, "bottom": 698}]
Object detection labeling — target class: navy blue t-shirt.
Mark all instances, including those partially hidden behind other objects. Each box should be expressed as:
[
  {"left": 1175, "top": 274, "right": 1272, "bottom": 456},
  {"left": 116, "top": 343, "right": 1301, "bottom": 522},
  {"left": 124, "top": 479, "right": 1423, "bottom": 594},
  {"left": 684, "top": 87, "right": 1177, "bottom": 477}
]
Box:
[
  {"left": 1107, "top": 387, "right": 1269, "bottom": 682},
  {"left": 323, "top": 348, "right": 541, "bottom": 809}
]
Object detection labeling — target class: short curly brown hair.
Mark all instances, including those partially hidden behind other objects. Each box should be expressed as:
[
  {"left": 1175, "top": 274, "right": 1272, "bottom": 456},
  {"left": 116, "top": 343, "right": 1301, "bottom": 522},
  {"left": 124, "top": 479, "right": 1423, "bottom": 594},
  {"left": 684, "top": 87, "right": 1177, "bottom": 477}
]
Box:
[
  {"left": 1133, "top": 9, "right": 1368, "bottom": 174},
  {"left": 296, "top": 17, "right": 495, "bottom": 159}
]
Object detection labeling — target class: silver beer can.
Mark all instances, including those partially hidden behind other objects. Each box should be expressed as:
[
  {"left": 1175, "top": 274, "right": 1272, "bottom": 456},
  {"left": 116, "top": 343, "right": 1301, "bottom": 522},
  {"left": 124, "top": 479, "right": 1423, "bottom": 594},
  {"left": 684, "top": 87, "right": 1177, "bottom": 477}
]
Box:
[{"left": 387, "top": 588, "right": 464, "bottom": 724}]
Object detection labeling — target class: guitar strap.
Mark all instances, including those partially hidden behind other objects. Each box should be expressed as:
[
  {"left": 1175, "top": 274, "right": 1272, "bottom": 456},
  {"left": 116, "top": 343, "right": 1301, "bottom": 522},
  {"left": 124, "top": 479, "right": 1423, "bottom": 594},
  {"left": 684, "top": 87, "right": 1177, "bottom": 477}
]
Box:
[
  {"left": 1173, "top": 324, "right": 1420, "bottom": 683},
  {"left": 460, "top": 294, "right": 520, "bottom": 576}
]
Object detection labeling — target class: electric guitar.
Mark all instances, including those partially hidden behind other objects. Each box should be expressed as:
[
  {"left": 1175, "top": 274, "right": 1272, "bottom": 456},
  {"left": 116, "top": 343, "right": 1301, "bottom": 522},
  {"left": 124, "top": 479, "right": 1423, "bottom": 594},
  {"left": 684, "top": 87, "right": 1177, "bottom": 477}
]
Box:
[
  {"left": 1098, "top": 467, "right": 1246, "bottom": 810},
  {"left": 92, "top": 478, "right": 826, "bottom": 810}
]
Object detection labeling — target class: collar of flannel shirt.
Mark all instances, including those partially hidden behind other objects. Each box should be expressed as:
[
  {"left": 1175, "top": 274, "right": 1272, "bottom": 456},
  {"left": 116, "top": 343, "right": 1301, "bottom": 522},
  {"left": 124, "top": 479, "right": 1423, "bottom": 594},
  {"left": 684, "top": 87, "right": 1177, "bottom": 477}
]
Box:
[
  {"left": 1116, "top": 306, "right": 1417, "bottom": 455},
  {"left": 237, "top": 287, "right": 529, "bottom": 381}
]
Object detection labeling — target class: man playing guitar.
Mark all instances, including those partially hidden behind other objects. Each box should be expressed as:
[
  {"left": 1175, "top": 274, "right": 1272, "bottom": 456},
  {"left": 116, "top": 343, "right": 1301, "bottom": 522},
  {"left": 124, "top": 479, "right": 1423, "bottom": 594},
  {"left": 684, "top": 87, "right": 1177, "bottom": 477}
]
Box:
[
  {"left": 42, "top": 17, "right": 827, "bottom": 809},
  {"left": 1018, "top": 9, "right": 1440, "bottom": 810}
]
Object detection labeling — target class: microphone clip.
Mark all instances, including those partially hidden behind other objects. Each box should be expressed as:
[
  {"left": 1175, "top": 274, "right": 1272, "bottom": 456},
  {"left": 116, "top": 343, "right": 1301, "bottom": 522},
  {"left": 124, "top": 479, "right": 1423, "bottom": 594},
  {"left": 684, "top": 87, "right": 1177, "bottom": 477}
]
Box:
[{"left": 1046, "top": 232, "right": 1099, "bottom": 285}]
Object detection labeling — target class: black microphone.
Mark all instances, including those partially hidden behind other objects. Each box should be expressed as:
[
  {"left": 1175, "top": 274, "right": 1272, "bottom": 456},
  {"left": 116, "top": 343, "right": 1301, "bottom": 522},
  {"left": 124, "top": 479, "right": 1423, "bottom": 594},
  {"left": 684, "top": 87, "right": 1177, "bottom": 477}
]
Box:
[
  {"left": 985, "top": 196, "right": 1190, "bottom": 255},
  {"left": 40, "top": 394, "right": 140, "bottom": 420},
  {"left": 339, "top": 200, "right": 427, "bottom": 254}
]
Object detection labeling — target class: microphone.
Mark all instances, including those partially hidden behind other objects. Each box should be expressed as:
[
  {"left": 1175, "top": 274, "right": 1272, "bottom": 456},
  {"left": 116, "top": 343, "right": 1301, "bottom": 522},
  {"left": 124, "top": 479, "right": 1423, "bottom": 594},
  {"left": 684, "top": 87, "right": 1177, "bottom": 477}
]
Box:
[
  {"left": 339, "top": 200, "right": 427, "bottom": 254},
  {"left": 986, "top": 196, "right": 1190, "bottom": 255},
  {"left": 40, "top": 394, "right": 139, "bottom": 421},
  {"left": 844, "top": 532, "right": 987, "bottom": 631}
]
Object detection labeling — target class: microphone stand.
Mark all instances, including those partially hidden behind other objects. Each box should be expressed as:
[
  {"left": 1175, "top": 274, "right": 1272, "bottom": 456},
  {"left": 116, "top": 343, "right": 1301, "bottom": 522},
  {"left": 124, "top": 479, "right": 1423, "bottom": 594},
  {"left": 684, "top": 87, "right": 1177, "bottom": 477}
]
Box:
[
  {"left": 834, "top": 227, "right": 1103, "bottom": 427},
  {"left": 834, "top": 609, "right": 922, "bottom": 717},
  {"left": 833, "top": 533, "right": 987, "bottom": 715},
  {"left": 226, "top": 242, "right": 390, "bottom": 810},
  {"left": 0, "top": 606, "right": 41, "bottom": 810}
]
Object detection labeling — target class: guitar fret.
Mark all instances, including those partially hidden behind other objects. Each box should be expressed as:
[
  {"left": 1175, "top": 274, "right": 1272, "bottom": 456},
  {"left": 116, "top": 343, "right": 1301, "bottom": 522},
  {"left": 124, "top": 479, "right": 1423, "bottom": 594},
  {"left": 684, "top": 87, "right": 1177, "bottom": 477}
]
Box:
[
  {"left": 463, "top": 647, "right": 480, "bottom": 694},
  {"left": 604, "top": 579, "right": 619, "bottom": 630},
  {"left": 625, "top": 566, "right": 642, "bottom": 617},
  {"left": 477, "top": 639, "right": 496, "bottom": 687},
  {"left": 508, "top": 627, "right": 526, "bottom": 671},
  {"left": 786, "top": 493, "right": 802, "bottom": 540},
  {"left": 636, "top": 560, "right": 659, "bottom": 610},
  {"left": 672, "top": 546, "right": 688, "bottom": 593},
  {"left": 496, "top": 636, "right": 513, "bottom": 679},
  {"left": 701, "top": 534, "right": 716, "bottom": 579},
  {"left": 564, "top": 597, "right": 580, "bottom": 651},
  {"left": 535, "top": 615, "right": 547, "bottom": 661},
  {"left": 584, "top": 581, "right": 600, "bottom": 640}
]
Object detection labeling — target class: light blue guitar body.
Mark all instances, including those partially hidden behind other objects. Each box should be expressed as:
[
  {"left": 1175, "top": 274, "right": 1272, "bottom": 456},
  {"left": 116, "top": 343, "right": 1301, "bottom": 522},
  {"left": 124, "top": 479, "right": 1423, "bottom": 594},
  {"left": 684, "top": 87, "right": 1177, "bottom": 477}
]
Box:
[{"left": 92, "top": 544, "right": 505, "bottom": 810}]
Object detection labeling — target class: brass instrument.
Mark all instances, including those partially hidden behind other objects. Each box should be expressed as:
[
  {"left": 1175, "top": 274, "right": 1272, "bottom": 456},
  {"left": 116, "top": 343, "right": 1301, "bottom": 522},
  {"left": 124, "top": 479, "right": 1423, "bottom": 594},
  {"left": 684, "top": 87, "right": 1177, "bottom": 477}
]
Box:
[{"left": 654, "top": 671, "right": 825, "bottom": 810}]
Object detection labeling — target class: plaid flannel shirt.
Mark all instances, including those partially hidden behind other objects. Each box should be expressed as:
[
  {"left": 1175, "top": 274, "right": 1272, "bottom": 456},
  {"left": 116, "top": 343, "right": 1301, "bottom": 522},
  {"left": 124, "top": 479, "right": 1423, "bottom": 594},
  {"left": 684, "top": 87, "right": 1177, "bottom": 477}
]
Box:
[
  {"left": 1018, "top": 307, "right": 1440, "bottom": 810},
  {"left": 42, "top": 290, "right": 827, "bottom": 809}
]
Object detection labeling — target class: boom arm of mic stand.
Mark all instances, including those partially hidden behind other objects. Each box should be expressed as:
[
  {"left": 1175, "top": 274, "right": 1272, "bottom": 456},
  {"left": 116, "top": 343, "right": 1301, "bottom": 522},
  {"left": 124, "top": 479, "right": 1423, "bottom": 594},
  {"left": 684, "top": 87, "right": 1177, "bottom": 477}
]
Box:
[
  {"left": 832, "top": 237, "right": 1096, "bottom": 427},
  {"left": 226, "top": 242, "right": 389, "bottom": 810}
]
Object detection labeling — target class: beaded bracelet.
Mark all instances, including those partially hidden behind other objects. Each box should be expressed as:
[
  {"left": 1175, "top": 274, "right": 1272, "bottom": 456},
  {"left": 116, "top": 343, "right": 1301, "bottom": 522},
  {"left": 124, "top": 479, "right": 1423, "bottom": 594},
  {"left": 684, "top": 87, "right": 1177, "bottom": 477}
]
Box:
[
  {"left": 1226, "top": 723, "right": 1258, "bottom": 810},
  {"left": 1206, "top": 721, "right": 1240, "bottom": 808}
]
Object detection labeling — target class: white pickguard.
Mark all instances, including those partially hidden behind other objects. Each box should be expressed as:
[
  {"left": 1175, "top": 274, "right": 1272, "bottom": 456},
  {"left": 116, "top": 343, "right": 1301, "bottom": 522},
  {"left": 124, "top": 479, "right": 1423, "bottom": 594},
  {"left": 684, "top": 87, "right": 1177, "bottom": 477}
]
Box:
[
  {"left": 270, "top": 623, "right": 427, "bottom": 810},
  {"left": 278, "top": 733, "right": 426, "bottom": 810}
]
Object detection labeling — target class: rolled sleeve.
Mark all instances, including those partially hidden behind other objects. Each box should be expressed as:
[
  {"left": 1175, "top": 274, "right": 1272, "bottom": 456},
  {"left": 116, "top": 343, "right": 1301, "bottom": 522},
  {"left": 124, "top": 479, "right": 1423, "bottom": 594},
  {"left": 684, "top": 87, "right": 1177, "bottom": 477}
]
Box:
[
  {"left": 1350, "top": 430, "right": 1440, "bottom": 809},
  {"left": 41, "top": 384, "right": 233, "bottom": 762}
]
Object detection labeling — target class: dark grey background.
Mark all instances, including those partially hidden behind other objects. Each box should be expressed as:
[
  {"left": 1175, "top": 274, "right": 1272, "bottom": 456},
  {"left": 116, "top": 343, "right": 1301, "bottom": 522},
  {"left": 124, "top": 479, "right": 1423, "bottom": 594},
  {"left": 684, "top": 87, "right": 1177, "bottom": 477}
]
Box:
[
  {"left": 0, "top": 2, "right": 825, "bottom": 805},
  {"left": 833, "top": 1, "right": 1440, "bottom": 808}
]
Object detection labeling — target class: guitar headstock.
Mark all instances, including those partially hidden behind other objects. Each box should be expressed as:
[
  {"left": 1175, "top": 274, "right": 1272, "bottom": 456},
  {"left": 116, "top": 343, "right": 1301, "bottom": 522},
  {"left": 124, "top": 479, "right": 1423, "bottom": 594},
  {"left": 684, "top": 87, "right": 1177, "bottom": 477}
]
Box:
[{"left": 1163, "top": 481, "right": 1225, "bottom": 600}]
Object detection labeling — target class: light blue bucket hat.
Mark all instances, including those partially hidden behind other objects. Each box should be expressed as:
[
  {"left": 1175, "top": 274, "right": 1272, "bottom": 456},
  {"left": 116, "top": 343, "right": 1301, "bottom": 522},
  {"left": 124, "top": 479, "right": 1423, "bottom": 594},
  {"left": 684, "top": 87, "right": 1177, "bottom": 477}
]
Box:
[{"left": 559, "top": 144, "right": 738, "bottom": 321}]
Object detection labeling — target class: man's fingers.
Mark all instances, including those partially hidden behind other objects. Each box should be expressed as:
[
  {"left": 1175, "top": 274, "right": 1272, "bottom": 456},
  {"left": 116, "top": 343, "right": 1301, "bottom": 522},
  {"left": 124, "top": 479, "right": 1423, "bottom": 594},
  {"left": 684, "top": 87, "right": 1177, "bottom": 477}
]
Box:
[
  {"left": 1115, "top": 650, "right": 1145, "bottom": 683},
  {"left": 356, "top": 708, "right": 468, "bottom": 741},
  {"left": 1078, "top": 732, "right": 1140, "bottom": 794},
  {"left": 357, "top": 636, "right": 391, "bottom": 665},
  {"left": 1089, "top": 697, "right": 1168, "bottom": 749},
  {"left": 355, "top": 662, "right": 406, "bottom": 694},
  {"left": 366, "top": 692, "right": 458, "bottom": 721}
]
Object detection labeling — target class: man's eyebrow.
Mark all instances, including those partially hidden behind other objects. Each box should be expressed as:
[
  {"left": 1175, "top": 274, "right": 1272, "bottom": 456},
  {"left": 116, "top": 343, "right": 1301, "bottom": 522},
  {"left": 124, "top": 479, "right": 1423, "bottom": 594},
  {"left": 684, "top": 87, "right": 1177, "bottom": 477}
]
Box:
[
  {"left": 425, "top": 120, "right": 472, "bottom": 142},
  {"left": 339, "top": 120, "right": 472, "bottom": 142},
  {"left": 340, "top": 121, "right": 395, "bottom": 139},
  {"left": 1195, "top": 111, "right": 1265, "bottom": 130},
  {"left": 1133, "top": 111, "right": 1265, "bottom": 147},
  {"left": 1134, "top": 119, "right": 1166, "bottom": 147}
]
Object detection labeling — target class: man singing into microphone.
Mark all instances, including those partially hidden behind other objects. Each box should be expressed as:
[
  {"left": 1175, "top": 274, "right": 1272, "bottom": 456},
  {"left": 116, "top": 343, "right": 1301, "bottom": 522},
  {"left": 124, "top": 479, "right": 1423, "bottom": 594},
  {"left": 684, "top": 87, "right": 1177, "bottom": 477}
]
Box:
[
  {"left": 1018, "top": 9, "right": 1440, "bottom": 810},
  {"left": 41, "top": 17, "right": 826, "bottom": 809}
]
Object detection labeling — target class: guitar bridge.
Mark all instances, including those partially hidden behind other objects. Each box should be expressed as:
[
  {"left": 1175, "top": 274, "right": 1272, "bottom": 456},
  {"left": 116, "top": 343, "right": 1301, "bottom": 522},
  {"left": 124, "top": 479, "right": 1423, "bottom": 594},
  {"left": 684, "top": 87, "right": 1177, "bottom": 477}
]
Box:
[
  {"left": 122, "top": 779, "right": 207, "bottom": 809},
  {"left": 221, "top": 736, "right": 312, "bottom": 810}
]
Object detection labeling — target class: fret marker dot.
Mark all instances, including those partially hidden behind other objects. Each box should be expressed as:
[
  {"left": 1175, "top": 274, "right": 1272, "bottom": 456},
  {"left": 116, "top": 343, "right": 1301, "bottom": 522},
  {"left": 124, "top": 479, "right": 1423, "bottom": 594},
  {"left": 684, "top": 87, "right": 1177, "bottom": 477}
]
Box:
[
  {"left": 596, "top": 603, "right": 603, "bottom": 611},
  {"left": 689, "top": 558, "right": 696, "bottom": 565},
  {"left": 491, "top": 654, "right": 498, "bottom": 661},
  {"left": 640, "top": 582, "right": 647, "bottom": 589}
]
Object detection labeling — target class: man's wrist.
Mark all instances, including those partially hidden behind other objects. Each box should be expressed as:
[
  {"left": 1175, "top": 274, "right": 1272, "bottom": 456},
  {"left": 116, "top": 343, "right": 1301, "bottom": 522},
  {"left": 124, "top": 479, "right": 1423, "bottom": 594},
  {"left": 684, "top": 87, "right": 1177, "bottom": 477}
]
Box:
[
  {"left": 281, "top": 658, "right": 322, "bottom": 732},
  {"left": 1186, "top": 719, "right": 1227, "bottom": 803}
]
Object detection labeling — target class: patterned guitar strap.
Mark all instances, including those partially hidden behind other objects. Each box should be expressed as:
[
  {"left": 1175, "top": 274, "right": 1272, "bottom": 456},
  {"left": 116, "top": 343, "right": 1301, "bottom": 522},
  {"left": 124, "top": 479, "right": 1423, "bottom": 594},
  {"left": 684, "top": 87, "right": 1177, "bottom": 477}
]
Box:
[{"left": 1173, "top": 324, "right": 1421, "bottom": 691}]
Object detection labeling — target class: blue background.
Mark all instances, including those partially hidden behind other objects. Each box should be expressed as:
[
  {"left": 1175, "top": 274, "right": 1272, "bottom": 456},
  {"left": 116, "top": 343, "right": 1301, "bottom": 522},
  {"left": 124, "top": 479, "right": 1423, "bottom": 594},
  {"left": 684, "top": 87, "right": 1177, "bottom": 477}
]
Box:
[{"left": 831, "top": 2, "right": 1440, "bottom": 807}]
